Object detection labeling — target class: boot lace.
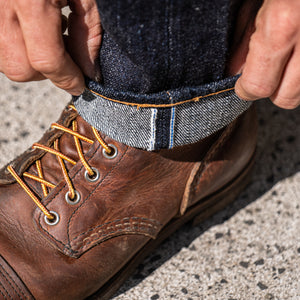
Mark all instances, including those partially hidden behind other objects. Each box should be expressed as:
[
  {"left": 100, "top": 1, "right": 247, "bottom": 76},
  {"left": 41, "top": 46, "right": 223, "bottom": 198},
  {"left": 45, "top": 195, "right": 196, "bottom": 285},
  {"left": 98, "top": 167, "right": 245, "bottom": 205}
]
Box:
[{"left": 7, "top": 105, "right": 114, "bottom": 223}]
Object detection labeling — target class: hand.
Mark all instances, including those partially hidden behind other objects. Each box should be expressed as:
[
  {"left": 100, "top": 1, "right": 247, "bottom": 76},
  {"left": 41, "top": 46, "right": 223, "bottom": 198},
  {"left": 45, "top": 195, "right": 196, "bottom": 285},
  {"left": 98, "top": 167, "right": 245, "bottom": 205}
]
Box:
[
  {"left": 67, "top": 0, "right": 102, "bottom": 83},
  {"left": 0, "top": 0, "right": 101, "bottom": 95},
  {"left": 235, "top": 0, "right": 300, "bottom": 109}
]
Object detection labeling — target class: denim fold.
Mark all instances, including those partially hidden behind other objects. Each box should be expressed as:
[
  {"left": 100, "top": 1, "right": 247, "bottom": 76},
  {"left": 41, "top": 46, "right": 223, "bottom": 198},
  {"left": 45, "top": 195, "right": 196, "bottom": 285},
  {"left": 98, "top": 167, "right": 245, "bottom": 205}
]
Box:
[
  {"left": 74, "top": 0, "right": 252, "bottom": 150},
  {"left": 74, "top": 76, "right": 251, "bottom": 150}
]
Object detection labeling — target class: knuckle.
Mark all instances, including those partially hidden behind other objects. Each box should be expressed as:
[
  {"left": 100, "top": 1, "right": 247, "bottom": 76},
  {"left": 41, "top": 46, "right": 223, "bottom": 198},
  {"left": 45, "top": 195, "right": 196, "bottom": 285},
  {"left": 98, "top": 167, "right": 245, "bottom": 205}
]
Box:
[
  {"left": 4, "top": 65, "right": 35, "bottom": 82},
  {"left": 55, "top": 75, "right": 78, "bottom": 91},
  {"left": 242, "top": 80, "right": 275, "bottom": 99},
  {"left": 256, "top": 1, "right": 298, "bottom": 50},
  {"left": 268, "top": 5, "right": 297, "bottom": 41},
  {"left": 272, "top": 96, "right": 300, "bottom": 110},
  {"left": 248, "top": 33, "right": 263, "bottom": 51},
  {"left": 29, "top": 53, "right": 64, "bottom": 74},
  {"left": 5, "top": 72, "right": 26, "bottom": 82},
  {"left": 275, "top": 25, "right": 297, "bottom": 45}
]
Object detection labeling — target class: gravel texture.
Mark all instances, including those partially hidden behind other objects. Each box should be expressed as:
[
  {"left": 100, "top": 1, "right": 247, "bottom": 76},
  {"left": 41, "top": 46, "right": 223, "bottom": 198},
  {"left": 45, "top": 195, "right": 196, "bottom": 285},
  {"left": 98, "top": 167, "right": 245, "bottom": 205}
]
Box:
[{"left": 0, "top": 74, "right": 299, "bottom": 300}]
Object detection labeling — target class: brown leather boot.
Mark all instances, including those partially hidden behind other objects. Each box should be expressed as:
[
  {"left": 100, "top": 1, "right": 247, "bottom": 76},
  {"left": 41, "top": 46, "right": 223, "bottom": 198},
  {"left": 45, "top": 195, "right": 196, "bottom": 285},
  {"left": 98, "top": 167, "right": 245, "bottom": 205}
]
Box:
[{"left": 0, "top": 103, "right": 257, "bottom": 299}]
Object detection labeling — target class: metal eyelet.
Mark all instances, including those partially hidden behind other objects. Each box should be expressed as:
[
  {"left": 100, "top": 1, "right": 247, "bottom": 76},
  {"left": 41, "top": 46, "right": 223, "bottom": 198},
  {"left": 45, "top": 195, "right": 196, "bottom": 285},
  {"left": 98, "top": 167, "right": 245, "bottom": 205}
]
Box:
[
  {"left": 44, "top": 211, "right": 60, "bottom": 226},
  {"left": 65, "top": 190, "right": 81, "bottom": 205},
  {"left": 102, "top": 144, "right": 118, "bottom": 159},
  {"left": 84, "top": 167, "right": 100, "bottom": 183}
]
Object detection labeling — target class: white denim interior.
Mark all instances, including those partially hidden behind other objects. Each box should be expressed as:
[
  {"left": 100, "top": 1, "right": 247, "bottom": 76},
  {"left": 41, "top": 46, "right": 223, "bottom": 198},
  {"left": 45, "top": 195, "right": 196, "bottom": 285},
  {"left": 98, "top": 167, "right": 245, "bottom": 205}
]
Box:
[{"left": 74, "top": 89, "right": 251, "bottom": 150}]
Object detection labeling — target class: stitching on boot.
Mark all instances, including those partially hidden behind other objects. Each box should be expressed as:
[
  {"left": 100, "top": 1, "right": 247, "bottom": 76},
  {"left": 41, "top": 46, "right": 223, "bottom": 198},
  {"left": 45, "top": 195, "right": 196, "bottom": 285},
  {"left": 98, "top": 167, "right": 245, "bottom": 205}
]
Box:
[
  {"left": 70, "top": 217, "right": 161, "bottom": 244},
  {"left": 0, "top": 265, "right": 25, "bottom": 300},
  {"left": 0, "top": 280, "right": 12, "bottom": 300},
  {"left": 68, "top": 217, "right": 162, "bottom": 253},
  {"left": 0, "top": 287, "right": 7, "bottom": 300}
]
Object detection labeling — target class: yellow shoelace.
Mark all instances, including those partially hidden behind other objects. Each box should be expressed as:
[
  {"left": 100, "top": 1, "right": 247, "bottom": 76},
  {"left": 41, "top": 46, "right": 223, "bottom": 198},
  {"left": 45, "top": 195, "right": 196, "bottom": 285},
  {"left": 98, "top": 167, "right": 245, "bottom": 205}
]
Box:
[{"left": 7, "top": 105, "right": 112, "bottom": 222}]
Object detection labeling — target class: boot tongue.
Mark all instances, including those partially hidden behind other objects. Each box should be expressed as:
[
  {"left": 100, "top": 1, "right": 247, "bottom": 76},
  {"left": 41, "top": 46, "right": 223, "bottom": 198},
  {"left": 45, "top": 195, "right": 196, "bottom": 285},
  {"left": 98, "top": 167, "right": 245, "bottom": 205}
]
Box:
[
  {"left": 25, "top": 107, "right": 96, "bottom": 197},
  {"left": 0, "top": 105, "right": 96, "bottom": 198},
  {"left": 32, "top": 114, "right": 94, "bottom": 186}
]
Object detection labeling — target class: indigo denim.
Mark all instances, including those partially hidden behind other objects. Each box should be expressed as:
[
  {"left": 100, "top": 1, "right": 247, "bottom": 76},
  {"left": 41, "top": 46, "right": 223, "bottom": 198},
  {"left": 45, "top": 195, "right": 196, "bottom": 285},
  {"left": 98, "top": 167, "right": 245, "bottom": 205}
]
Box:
[{"left": 74, "top": 0, "right": 255, "bottom": 150}]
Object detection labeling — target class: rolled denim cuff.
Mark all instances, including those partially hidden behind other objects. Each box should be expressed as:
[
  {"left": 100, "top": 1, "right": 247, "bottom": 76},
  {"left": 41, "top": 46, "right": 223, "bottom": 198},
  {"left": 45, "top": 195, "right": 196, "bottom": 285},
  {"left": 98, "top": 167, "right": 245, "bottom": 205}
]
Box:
[{"left": 74, "top": 75, "right": 251, "bottom": 150}]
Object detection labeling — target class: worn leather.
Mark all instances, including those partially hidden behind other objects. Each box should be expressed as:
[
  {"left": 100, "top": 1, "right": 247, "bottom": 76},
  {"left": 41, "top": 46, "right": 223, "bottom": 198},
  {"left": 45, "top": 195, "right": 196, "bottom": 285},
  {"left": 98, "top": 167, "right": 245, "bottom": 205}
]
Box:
[
  {"left": 0, "top": 254, "right": 34, "bottom": 299},
  {"left": 0, "top": 104, "right": 257, "bottom": 299}
]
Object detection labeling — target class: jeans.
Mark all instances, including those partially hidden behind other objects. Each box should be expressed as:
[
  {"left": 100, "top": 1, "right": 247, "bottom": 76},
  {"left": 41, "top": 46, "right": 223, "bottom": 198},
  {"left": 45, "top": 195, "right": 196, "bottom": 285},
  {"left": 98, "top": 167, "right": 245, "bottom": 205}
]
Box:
[{"left": 74, "top": 0, "right": 256, "bottom": 150}]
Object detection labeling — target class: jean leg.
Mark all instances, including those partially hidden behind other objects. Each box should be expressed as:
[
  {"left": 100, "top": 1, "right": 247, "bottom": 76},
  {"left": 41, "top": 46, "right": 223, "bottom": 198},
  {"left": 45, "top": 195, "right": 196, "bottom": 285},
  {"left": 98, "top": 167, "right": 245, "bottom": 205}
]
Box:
[
  {"left": 74, "top": 0, "right": 262, "bottom": 150},
  {"left": 95, "top": 0, "right": 239, "bottom": 93}
]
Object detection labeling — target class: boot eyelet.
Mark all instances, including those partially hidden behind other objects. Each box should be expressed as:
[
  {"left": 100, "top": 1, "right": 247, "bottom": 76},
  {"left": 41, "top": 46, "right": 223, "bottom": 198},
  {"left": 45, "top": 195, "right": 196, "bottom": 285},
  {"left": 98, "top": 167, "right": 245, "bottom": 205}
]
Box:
[
  {"left": 44, "top": 211, "right": 60, "bottom": 226},
  {"left": 84, "top": 167, "right": 100, "bottom": 182},
  {"left": 102, "top": 144, "right": 118, "bottom": 159},
  {"left": 65, "top": 190, "right": 81, "bottom": 205}
]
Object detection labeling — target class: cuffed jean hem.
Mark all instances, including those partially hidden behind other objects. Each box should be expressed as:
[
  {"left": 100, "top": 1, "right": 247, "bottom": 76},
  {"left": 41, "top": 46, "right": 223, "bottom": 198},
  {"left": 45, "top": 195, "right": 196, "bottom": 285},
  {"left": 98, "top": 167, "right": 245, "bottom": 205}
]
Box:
[{"left": 73, "top": 75, "right": 251, "bottom": 151}]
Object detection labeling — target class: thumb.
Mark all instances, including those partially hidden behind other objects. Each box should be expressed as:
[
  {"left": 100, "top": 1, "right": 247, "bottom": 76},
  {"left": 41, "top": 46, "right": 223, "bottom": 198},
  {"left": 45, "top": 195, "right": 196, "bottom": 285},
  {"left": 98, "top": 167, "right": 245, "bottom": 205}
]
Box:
[
  {"left": 235, "top": 76, "right": 258, "bottom": 101},
  {"left": 67, "top": 0, "right": 102, "bottom": 81}
]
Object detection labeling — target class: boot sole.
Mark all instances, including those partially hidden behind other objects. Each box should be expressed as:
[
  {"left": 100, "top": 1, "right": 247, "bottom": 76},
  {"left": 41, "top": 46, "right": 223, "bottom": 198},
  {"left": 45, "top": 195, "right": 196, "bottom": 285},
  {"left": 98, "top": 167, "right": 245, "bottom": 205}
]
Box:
[{"left": 87, "top": 152, "right": 256, "bottom": 300}]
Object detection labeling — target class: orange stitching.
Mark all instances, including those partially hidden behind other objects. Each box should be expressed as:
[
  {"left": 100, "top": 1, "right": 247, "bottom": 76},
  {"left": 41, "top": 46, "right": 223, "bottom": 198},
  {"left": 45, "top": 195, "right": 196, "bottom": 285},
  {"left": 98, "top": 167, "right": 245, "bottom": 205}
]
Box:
[
  {"left": 88, "top": 87, "right": 235, "bottom": 109},
  {"left": 81, "top": 222, "right": 156, "bottom": 244},
  {"left": 72, "top": 219, "right": 159, "bottom": 248}
]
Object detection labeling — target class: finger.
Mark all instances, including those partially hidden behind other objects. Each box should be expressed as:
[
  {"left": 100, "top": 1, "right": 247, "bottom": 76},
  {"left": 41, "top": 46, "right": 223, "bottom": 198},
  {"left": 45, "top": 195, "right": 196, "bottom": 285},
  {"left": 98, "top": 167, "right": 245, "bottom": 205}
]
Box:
[
  {"left": 67, "top": 0, "right": 102, "bottom": 80},
  {"left": 14, "top": 0, "right": 85, "bottom": 95},
  {"left": 270, "top": 47, "right": 300, "bottom": 109},
  {"left": 226, "top": 0, "right": 258, "bottom": 76},
  {"left": 0, "top": 5, "right": 43, "bottom": 81},
  {"left": 235, "top": 8, "right": 296, "bottom": 101},
  {"left": 235, "top": 30, "right": 293, "bottom": 101}
]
